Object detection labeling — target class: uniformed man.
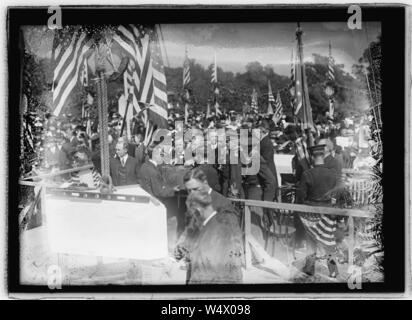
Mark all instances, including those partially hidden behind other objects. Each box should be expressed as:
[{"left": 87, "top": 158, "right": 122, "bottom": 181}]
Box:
[{"left": 295, "top": 144, "right": 339, "bottom": 274}]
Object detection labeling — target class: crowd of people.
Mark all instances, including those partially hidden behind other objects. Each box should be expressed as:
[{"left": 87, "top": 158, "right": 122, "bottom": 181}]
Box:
[{"left": 21, "top": 106, "right": 380, "bottom": 283}]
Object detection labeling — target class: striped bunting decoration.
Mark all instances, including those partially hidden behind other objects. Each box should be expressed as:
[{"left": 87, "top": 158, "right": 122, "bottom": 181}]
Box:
[
  {"left": 251, "top": 88, "right": 258, "bottom": 113},
  {"left": 211, "top": 51, "right": 217, "bottom": 84},
  {"left": 70, "top": 168, "right": 101, "bottom": 188},
  {"left": 52, "top": 26, "right": 93, "bottom": 116}
]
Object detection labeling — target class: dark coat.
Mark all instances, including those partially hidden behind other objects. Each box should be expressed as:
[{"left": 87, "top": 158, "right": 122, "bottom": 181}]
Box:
[
  {"left": 138, "top": 161, "right": 175, "bottom": 198},
  {"left": 187, "top": 211, "right": 244, "bottom": 284},
  {"left": 296, "top": 164, "right": 337, "bottom": 204},
  {"left": 109, "top": 155, "right": 140, "bottom": 186},
  {"left": 260, "top": 134, "right": 278, "bottom": 182},
  {"left": 197, "top": 164, "right": 221, "bottom": 193},
  {"left": 259, "top": 135, "right": 279, "bottom": 199},
  {"left": 324, "top": 154, "right": 342, "bottom": 175}
]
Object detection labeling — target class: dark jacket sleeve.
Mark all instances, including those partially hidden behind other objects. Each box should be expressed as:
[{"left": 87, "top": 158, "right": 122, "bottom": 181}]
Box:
[
  {"left": 139, "top": 164, "right": 175, "bottom": 198},
  {"left": 296, "top": 172, "right": 309, "bottom": 204},
  {"left": 150, "top": 174, "right": 176, "bottom": 198}
]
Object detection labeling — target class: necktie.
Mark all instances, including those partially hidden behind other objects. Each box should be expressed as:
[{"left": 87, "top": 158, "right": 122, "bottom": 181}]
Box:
[{"left": 121, "top": 157, "right": 125, "bottom": 166}]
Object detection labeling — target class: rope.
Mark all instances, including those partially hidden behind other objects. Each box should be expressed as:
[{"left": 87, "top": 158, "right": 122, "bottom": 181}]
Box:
[{"left": 97, "top": 72, "right": 110, "bottom": 177}]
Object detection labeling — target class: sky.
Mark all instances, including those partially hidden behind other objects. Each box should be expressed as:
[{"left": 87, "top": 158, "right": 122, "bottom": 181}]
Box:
[
  {"left": 160, "top": 22, "right": 381, "bottom": 76},
  {"left": 24, "top": 21, "right": 380, "bottom": 77}
]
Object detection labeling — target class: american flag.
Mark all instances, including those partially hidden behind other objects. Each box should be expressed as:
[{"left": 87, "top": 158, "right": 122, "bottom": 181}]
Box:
[
  {"left": 300, "top": 214, "right": 337, "bottom": 249},
  {"left": 251, "top": 88, "right": 258, "bottom": 113},
  {"left": 183, "top": 47, "right": 191, "bottom": 88},
  {"left": 267, "top": 80, "right": 274, "bottom": 114},
  {"left": 211, "top": 51, "right": 217, "bottom": 84},
  {"left": 183, "top": 48, "right": 191, "bottom": 123},
  {"left": 274, "top": 91, "right": 283, "bottom": 119},
  {"left": 211, "top": 52, "right": 221, "bottom": 116},
  {"left": 293, "top": 24, "right": 314, "bottom": 130},
  {"left": 328, "top": 41, "right": 335, "bottom": 81},
  {"left": 80, "top": 58, "right": 88, "bottom": 87},
  {"left": 289, "top": 49, "right": 296, "bottom": 109},
  {"left": 52, "top": 26, "right": 93, "bottom": 116},
  {"left": 113, "top": 25, "right": 168, "bottom": 128}
]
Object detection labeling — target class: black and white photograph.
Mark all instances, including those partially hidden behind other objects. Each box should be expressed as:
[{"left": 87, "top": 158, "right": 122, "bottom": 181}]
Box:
[{"left": 5, "top": 4, "right": 407, "bottom": 296}]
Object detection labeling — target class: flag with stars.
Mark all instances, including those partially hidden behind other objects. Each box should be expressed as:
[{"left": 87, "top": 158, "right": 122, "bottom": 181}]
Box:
[
  {"left": 211, "top": 52, "right": 221, "bottom": 116},
  {"left": 183, "top": 48, "right": 191, "bottom": 123},
  {"left": 328, "top": 41, "right": 335, "bottom": 81},
  {"left": 267, "top": 80, "right": 275, "bottom": 114},
  {"left": 251, "top": 88, "right": 258, "bottom": 114},
  {"left": 293, "top": 24, "right": 314, "bottom": 130},
  {"left": 52, "top": 26, "right": 93, "bottom": 116}
]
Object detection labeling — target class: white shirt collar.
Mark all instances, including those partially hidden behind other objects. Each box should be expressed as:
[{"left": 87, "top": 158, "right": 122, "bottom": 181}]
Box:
[
  {"left": 122, "top": 154, "right": 128, "bottom": 162},
  {"left": 149, "top": 159, "right": 157, "bottom": 167},
  {"left": 203, "top": 210, "right": 217, "bottom": 227}
]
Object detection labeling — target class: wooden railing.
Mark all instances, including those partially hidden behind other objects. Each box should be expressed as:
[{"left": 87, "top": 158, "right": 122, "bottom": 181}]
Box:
[{"left": 231, "top": 198, "right": 375, "bottom": 271}]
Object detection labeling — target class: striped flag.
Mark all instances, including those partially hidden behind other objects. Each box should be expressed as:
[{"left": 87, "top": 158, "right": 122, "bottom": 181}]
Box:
[
  {"left": 293, "top": 24, "right": 314, "bottom": 130},
  {"left": 211, "top": 51, "right": 217, "bottom": 84},
  {"left": 211, "top": 52, "right": 221, "bottom": 116},
  {"left": 289, "top": 49, "right": 296, "bottom": 111},
  {"left": 52, "top": 26, "right": 93, "bottom": 116},
  {"left": 113, "top": 25, "right": 168, "bottom": 129},
  {"left": 328, "top": 41, "right": 335, "bottom": 81},
  {"left": 183, "top": 48, "right": 191, "bottom": 124},
  {"left": 327, "top": 42, "right": 335, "bottom": 118},
  {"left": 267, "top": 80, "right": 275, "bottom": 114},
  {"left": 300, "top": 214, "right": 338, "bottom": 249},
  {"left": 251, "top": 88, "right": 258, "bottom": 113},
  {"left": 272, "top": 91, "right": 283, "bottom": 123},
  {"left": 149, "top": 28, "right": 169, "bottom": 128},
  {"left": 183, "top": 47, "right": 191, "bottom": 88}
]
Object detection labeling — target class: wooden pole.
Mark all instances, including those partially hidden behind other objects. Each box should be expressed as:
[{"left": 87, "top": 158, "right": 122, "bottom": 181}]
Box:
[{"left": 97, "top": 71, "right": 110, "bottom": 178}]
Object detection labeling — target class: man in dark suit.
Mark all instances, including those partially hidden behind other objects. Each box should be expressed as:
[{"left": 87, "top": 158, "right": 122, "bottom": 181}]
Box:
[
  {"left": 139, "top": 142, "right": 181, "bottom": 234},
  {"left": 109, "top": 141, "right": 141, "bottom": 186},
  {"left": 183, "top": 167, "right": 237, "bottom": 217},
  {"left": 258, "top": 120, "right": 279, "bottom": 202},
  {"left": 133, "top": 133, "right": 146, "bottom": 168}
]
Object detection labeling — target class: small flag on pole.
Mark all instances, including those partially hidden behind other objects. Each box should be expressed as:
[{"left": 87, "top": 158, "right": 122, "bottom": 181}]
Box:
[
  {"left": 267, "top": 80, "right": 275, "bottom": 114},
  {"left": 251, "top": 88, "right": 258, "bottom": 113},
  {"left": 293, "top": 23, "right": 314, "bottom": 130},
  {"left": 272, "top": 91, "right": 283, "bottom": 124},
  {"left": 211, "top": 51, "right": 217, "bottom": 84},
  {"left": 328, "top": 41, "right": 335, "bottom": 81}
]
